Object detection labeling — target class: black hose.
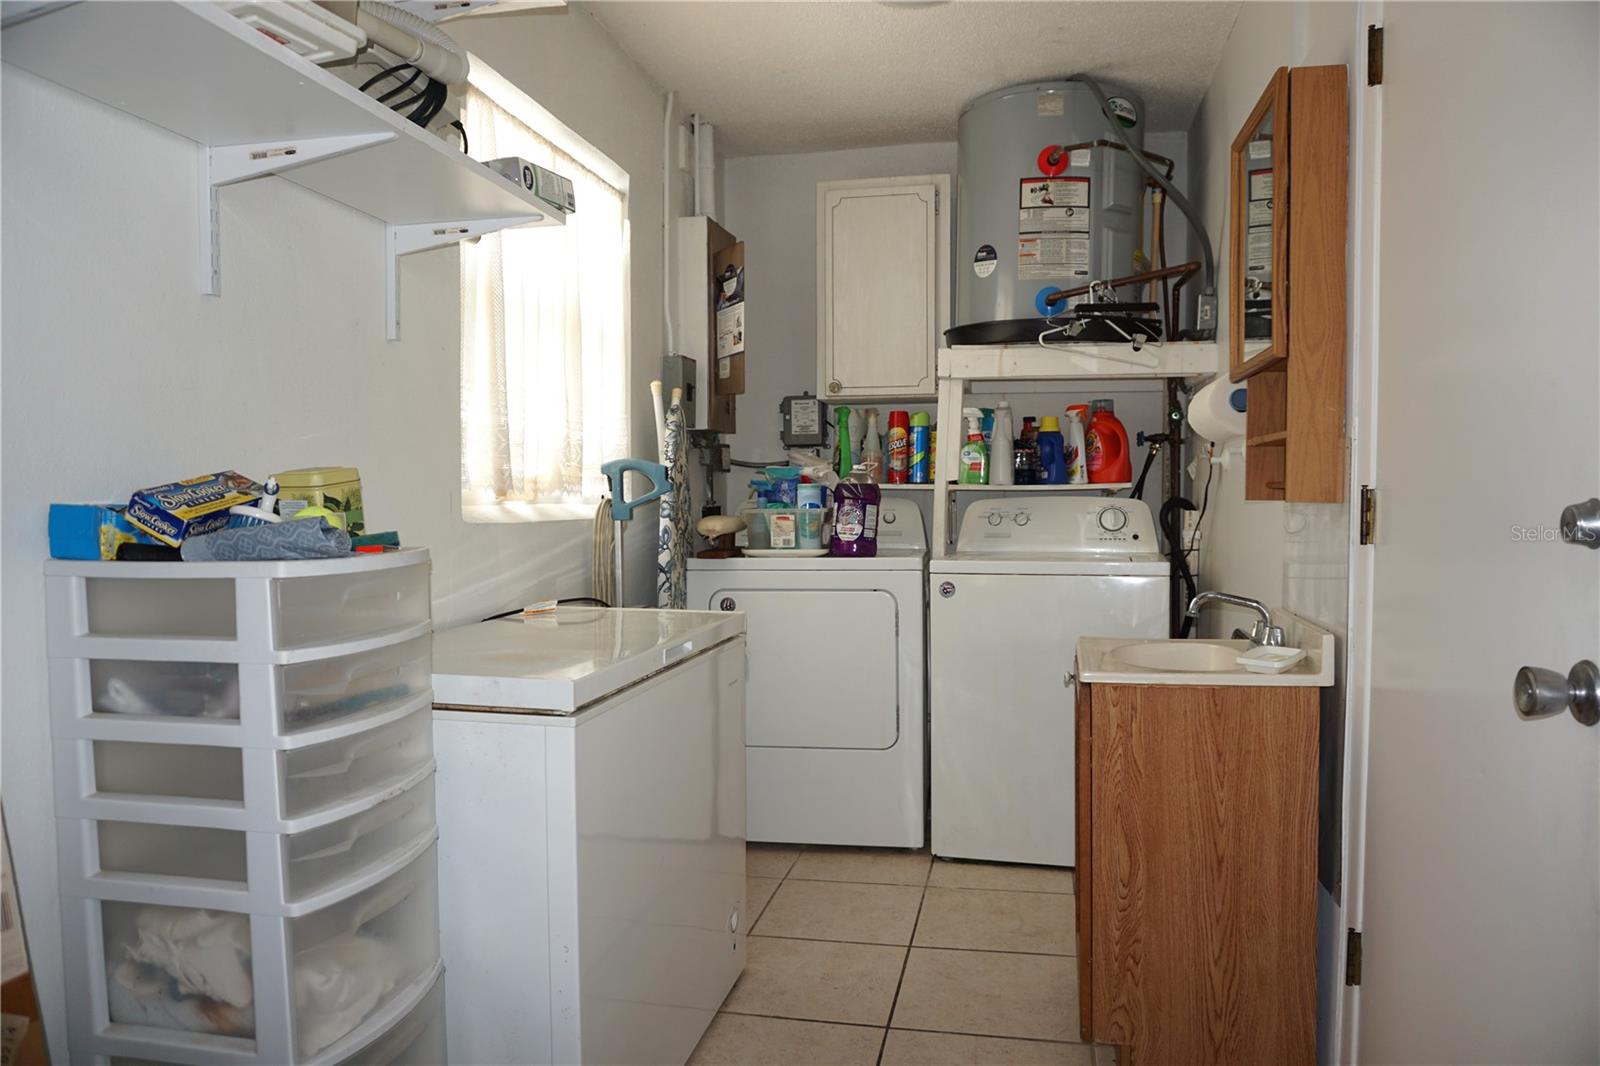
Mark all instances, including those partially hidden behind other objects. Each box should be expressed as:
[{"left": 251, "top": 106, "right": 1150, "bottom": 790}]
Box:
[{"left": 1160, "top": 496, "right": 1198, "bottom": 638}]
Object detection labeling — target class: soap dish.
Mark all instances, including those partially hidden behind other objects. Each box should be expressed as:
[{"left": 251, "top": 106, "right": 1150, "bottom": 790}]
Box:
[{"left": 1237, "top": 645, "right": 1307, "bottom": 674}]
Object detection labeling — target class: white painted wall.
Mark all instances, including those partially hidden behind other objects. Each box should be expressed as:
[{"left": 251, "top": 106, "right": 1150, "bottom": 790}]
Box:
[
  {"left": 1186, "top": 5, "right": 1363, "bottom": 1063},
  {"left": 0, "top": 9, "right": 673, "bottom": 1059}
]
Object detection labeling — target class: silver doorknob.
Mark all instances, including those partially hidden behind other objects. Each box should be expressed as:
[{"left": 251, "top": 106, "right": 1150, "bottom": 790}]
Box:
[
  {"left": 1514, "top": 660, "right": 1599, "bottom": 726},
  {"left": 1560, "top": 498, "right": 1600, "bottom": 548}
]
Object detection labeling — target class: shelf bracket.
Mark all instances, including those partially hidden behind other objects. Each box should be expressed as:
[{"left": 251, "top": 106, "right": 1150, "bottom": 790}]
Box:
[
  {"left": 385, "top": 216, "right": 544, "bottom": 341},
  {"left": 198, "top": 133, "right": 397, "bottom": 296}
]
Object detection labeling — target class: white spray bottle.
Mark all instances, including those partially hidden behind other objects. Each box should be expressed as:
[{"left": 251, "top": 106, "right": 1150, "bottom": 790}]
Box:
[{"left": 989, "top": 401, "right": 1015, "bottom": 486}]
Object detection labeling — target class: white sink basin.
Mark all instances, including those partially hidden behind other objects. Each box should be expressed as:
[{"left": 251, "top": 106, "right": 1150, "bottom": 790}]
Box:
[{"left": 1110, "top": 641, "right": 1242, "bottom": 673}]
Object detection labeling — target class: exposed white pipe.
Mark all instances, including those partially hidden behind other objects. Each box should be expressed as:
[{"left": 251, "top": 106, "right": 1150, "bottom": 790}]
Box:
[
  {"left": 696, "top": 120, "right": 717, "bottom": 223},
  {"left": 692, "top": 113, "right": 702, "bottom": 216},
  {"left": 663, "top": 89, "right": 676, "bottom": 359},
  {"left": 356, "top": 1, "right": 470, "bottom": 84}
]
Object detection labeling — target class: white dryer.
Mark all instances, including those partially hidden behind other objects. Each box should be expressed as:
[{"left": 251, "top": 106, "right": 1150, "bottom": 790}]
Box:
[
  {"left": 687, "top": 496, "right": 927, "bottom": 848},
  {"left": 929, "top": 496, "right": 1168, "bottom": 867}
]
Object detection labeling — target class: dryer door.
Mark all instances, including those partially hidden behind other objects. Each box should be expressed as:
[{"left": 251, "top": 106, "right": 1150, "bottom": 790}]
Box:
[{"left": 708, "top": 586, "right": 900, "bottom": 749}]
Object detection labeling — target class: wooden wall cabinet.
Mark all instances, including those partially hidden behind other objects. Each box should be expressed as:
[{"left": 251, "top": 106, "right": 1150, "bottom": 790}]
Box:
[
  {"left": 817, "top": 175, "right": 950, "bottom": 399},
  {"left": 1229, "top": 65, "right": 1348, "bottom": 502},
  {"left": 1076, "top": 677, "right": 1320, "bottom": 1065}
]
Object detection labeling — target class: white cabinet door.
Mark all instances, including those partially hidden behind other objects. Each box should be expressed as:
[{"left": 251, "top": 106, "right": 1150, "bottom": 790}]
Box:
[{"left": 818, "top": 176, "right": 949, "bottom": 399}]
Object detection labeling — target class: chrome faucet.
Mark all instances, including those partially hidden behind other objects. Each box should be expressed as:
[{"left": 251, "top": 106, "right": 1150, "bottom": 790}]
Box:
[{"left": 1186, "top": 591, "right": 1285, "bottom": 647}]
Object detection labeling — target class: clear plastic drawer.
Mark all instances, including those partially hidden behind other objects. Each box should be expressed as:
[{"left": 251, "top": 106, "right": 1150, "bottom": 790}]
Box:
[
  {"left": 89, "top": 660, "right": 241, "bottom": 720},
  {"left": 281, "top": 710, "right": 432, "bottom": 821},
  {"left": 77, "top": 775, "right": 436, "bottom": 908},
  {"left": 286, "top": 845, "right": 440, "bottom": 1058},
  {"left": 90, "top": 846, "right": 440, "bottom": 1060},
  {"left": 68, "top": 709, "right": 433, "bottom": 827},
  {"left": 340, "top": 975, "right": 444, "bottom": 1066},
  {"left": 272, "top": 567, "right": 430, "bottom": 651},
  {"left": 84, "top": 578, "right": 237, "bottom": 640},
  {"left": 277, "top": 637, "right": 429, "bottom": 735}
]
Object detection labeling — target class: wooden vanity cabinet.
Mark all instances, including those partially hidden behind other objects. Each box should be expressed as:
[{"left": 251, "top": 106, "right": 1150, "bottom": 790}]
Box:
[{"left": 1074, "top": 676, "right": 1320, "bottom": 1066}]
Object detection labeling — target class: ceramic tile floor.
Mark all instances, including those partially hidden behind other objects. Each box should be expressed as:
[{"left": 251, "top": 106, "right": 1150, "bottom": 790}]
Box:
[{"left": 689, "top": 844, "right": 1119, "bottom": 1066}]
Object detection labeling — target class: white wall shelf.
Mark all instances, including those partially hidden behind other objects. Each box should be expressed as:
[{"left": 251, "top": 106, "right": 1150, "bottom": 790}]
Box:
[
  {"left": 1, "top": 0, "right": 564, "bottom": 339},
  {"left": 939, "top": 341, "right": 1219, "bottom": 382},
  {"left": 946, "top": 482, "right": 1133, "bottom": 493}
]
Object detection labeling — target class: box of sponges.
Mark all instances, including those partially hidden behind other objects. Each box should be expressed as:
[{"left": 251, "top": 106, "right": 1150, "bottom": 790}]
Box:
[{"left": 125, "top": 471, "right": 263, "bottom": 547}]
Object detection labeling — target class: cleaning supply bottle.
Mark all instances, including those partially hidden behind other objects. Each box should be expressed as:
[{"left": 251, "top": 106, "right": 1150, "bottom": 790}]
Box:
[
  {"left": 909, "top": 413, "right": 931, "bottom": 484},
  {"left": 959, "top": 408, "right": 989, "bottom": 484},
  {"left": 1037, "top": 416, "right": 1067, "bottom": 484},
  {"left": 886, "top": 410, "right": 911, "bottom": 483},
  {"left": 930, "top": 427, "right": 938, "bottom": 481},
  {"left": 1021, "top": 416, "right": 1038, "bottom": 445},
  {"left": 835, "top": 406, "right": 853, "bottom": 477},
  {"left": 861, "top": 408, "right": 884, "bottom": 483},
  {"left": 989, "top": 402, "right": 1015, "bottom": 486},
  {"left": 1065, "top": 407, "right": 1089, "bottom": 484},
  {"left": 1087, "top": 399, "right": 1133, "bottom": 484},
  {"left": 829, "top": 465, "right": 881, "bottom": 557}
]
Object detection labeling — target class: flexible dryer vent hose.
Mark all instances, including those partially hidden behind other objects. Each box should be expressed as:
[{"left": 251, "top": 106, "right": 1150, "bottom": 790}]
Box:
[{"left": 356, "top": 1, "right": 470, "bottom": 85}]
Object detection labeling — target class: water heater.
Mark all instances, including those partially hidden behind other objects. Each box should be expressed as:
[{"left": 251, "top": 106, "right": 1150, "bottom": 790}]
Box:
[{"left": 952, "top": 80, "right": 1149, "bottom": 344}]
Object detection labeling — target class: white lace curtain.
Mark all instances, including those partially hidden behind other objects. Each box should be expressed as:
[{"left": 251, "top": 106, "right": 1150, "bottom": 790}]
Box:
[{"left": 460, "top": 84, "right": 628, "bottom": 505}]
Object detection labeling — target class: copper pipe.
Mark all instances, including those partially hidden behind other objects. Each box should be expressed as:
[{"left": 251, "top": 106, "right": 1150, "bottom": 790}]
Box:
[{"left": 1043, "top": 261, "right": 1200, "bottom": 307}]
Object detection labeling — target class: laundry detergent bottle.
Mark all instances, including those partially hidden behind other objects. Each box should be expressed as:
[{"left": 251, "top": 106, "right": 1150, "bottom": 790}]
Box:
[
  {"left": 1087, "top": 399, "right": 1132, "bottom": 484},
  {"left": 830, "top": 465, "right": 881, "bottom": 557},
  {"left": 1065, "top": 408, "right": 1088, "bottom": 484},
  {"left": 1037, "top": 416, "right": 1067, "bottom": 484}
]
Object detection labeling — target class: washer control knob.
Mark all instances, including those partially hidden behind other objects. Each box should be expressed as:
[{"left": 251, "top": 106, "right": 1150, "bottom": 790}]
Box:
[
  {"left": 987, "top": 512, "right": 1004, "bottom": 526},
  {"left": 1097, "top": 506, "right": 1128, "bottom": 532},
  {"left": 1014, "top": 512, "right": 1031, "bottom": 527}
]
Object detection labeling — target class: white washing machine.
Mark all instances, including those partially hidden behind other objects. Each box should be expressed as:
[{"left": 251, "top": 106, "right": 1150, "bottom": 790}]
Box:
[
  {"left": 687, "top": 496, "right": 926, "bottom": 848},
  {"left": 929, "top": 496, "right": 1168, "bottom": 867}
]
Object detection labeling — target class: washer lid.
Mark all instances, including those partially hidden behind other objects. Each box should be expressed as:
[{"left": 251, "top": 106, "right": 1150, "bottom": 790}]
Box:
[
  {"left": 431, "top": 607, "right": 745, "bottom": 713},
  {"left": 930, "top": 551, "right": 1170, "bottom": 576}
]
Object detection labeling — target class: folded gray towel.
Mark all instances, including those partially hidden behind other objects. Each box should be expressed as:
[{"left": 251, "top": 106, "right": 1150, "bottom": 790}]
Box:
[{"left": 181, "top": 519, "right": 351, "bottom": 562}]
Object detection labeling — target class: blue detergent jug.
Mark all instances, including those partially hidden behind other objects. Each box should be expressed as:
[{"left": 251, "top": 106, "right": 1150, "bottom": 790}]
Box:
[{"left": 1036, "top": 417, "right": 1068, "bottom": 484}]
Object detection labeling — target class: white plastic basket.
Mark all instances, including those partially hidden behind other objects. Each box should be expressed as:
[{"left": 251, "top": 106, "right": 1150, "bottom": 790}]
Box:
[{"left": 62, "top": 845, "right": 442, "bottom": 1065}]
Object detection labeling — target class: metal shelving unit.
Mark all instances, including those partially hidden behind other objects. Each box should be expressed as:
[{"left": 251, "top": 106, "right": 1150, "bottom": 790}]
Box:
[{"left": 1, "top": 1, "right": 563, "bottom": 339}]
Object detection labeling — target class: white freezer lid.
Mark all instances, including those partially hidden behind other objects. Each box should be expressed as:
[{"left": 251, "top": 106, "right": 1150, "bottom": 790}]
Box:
[
  {"left": 431, "top": 607, "right": 744, "bottom": 713},
  {"left": 929, "top": 551, "right": 1171, "bottom": 576}
]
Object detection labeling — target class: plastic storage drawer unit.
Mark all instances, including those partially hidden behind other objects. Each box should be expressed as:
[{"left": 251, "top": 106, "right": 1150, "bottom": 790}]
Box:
[{"left": 62, "top": 844, "right": 442, "bottom": 1065}]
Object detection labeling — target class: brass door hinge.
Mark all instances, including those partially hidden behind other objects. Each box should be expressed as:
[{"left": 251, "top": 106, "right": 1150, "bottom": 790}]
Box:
[
  {"left": 1359, "top": 485, "right": 1377, "bottom": 545},
  {"left": 1345, "top": 928, "right": 1363, "bottom": 985},
  {"left": 1368, "top": 25, "right": 1384, "bottom": 86}
]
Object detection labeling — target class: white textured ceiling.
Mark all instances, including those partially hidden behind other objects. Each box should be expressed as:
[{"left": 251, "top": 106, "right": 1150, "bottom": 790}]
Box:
[{"left": 579, "top": 1, "right": 1240, "bottom": 157}]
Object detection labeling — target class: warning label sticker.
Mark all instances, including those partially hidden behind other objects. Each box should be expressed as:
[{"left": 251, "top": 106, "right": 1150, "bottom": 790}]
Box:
[
  {"left": 1019, "top": 206, "right": 1091, "bottom": 234},
  {"left": 973, "top": 243, "right": 998, "bottom": 277},
  {"left": 1248, "top": 138, "right": 1273, "bottom": 161},
  {"left": 1019, "top": 234, "right": 1090, "bottom": 281},
  {"left": 1248, "top": 168, "right": 1274, "bottom": 202},
  {"left": 1246, "top": 226, "right": 1273, "bottom": 275},
  {"left": 1247, "top": 197, "right": 1273, "bottom": 228},
  {"left": 1020, "top": 177, "right": 1089, "bottom": 210}
]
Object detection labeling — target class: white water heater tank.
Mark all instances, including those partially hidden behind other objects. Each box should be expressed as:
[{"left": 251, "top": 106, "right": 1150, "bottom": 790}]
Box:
[{"left": 952, "top": 80, "right": 1148, "bottom": 344}]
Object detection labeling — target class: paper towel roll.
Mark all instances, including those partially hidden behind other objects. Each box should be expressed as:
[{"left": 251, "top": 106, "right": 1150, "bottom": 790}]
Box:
[{"left": 1188, "top": 379, "right": 1248, "bottom": 443}]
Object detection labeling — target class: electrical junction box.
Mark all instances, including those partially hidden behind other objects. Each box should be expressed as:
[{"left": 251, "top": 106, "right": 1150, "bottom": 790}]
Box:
[
  {"left": 780, "top": 393, "right": 828, "bottom": 448},
  {"left": 484, "top": 157, "right": 576, "bottom": 217}
]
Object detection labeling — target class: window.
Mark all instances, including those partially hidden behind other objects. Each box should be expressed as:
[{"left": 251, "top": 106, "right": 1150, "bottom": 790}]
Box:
[{"left": 459, "top": 63, "right": 629, "bottom": 517}]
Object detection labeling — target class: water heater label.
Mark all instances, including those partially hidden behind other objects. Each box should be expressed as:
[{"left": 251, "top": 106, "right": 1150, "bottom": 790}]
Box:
[
  {"left": 973, "top": 244, "right": 998, "bottom": 278},
  {"left": 1247, "top": 198, "right": 1273, "bottom": 227},
  {"left": 1246, "top": 226, "right": 1273, "bottom": 274},
  {"left": 1249, "top": 168, "right": 1274, "bottom": 202},
  {"left": 1020, "top": 177, "right": 1089, "bottom": 210},
  {"left": 1036, "top": 93, "right": 1066, "bottom": 117},
  {"left": 1020, "top": 206, "right": 1090, "bottom": 234},
  {"left": 1019, "top": 235, "right": 1090, "bottom": 280},
  {"left": 1106, "top": 96, "right": 1139, "bottom": 128}
]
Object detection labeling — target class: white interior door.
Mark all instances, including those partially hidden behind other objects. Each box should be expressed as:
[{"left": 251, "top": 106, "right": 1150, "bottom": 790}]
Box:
[{"left": 1353, "top": 5, "right": 1599, "bottom": 1062}]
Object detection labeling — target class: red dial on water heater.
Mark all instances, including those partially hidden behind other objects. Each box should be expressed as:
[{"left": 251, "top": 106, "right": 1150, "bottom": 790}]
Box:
[{"left": 1036, "top": 145, "right": 1070, "bottom": 176}]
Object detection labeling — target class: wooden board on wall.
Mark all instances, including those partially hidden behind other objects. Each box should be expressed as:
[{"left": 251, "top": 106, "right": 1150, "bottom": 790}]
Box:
[{"left": 711, "top": 240, "right": 746, "bottom": 396}]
